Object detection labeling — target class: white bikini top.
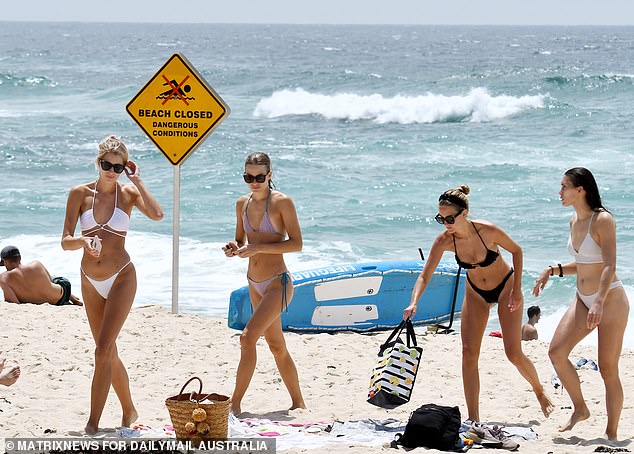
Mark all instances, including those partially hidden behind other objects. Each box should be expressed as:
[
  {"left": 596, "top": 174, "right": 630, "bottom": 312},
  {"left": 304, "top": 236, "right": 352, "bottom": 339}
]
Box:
[
  {"left": 80, "top": 180, "right": 130, "bottom": 237},
  {"left": 568, "top": 212, "right": 602, "bottom": 264}
]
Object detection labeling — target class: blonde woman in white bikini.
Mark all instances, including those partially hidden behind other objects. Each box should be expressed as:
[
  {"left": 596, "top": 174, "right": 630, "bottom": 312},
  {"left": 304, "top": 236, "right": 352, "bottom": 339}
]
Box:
[
  {"left": 533, "top": 167, "right": 629, "bottom": 441},
  {"left": 62, "top": 135, "right": 163, "bottom": 434}
]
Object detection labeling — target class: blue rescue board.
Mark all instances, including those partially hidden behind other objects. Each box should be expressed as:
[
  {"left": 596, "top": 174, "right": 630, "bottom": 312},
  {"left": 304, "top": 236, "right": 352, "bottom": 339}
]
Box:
[{"left": 228, "top": 260, "right": 466, "bottom": 332}]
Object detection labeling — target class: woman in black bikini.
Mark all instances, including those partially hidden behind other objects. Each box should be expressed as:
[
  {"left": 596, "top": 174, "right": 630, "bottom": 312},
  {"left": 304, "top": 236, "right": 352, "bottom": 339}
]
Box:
[{"left": 403, "top": 185, "right": 553, "bottom": 422}]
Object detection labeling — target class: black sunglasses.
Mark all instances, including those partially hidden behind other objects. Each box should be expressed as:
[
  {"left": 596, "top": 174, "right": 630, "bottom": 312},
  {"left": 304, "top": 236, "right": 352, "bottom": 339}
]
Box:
[
  {"left": 100, "top": 160, "right": 125, "bottom": 174},
  {"left": 435, "top": 209, "right": 464, "bottom": 225},
  {"left": 243, "top": 173, "right": 268, "bottom": 184}
]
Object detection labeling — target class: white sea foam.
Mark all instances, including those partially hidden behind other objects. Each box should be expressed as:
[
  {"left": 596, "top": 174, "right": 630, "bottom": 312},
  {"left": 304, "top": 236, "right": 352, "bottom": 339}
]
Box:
[{"left": 253, "top": 87, "right": 547, "bottom": 124}]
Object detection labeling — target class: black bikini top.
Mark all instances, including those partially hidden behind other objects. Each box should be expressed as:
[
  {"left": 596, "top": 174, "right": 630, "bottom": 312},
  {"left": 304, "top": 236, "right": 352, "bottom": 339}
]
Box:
[{"left": 453, "top": 222, "right": 500, "bottom": 269}]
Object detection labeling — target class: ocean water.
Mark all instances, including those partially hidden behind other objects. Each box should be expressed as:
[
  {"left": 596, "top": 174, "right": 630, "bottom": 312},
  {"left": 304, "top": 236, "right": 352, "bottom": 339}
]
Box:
[{"left": 1, "top": 23, "right": 634, "bottom": 346}]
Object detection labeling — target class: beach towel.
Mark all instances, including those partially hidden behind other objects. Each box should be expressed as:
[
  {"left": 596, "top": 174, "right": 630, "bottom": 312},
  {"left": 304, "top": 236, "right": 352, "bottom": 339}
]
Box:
[{"left": 367, "top": 319, "right": 422, "bottom": 409}]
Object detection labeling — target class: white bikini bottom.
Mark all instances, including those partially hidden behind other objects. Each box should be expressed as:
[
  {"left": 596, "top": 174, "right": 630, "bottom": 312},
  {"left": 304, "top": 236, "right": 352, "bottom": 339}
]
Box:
[
  {"left": 81, "top": 262, "right": 131, "bottom": 299},
  {"left": 577, "top": 280, "right": 623, "bottom": 309}
]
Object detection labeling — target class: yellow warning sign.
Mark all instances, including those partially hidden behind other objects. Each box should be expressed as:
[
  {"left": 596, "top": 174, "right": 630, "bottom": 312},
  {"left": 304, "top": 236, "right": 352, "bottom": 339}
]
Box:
[{"left": 126, "top": 54, "right": 230, "bottom": 165}]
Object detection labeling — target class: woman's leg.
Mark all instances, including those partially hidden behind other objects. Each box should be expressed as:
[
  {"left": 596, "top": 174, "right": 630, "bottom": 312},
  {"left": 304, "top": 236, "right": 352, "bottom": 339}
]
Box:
[
  {"left": 460, "top": 289, "right": 490, "bottom": 422},
  {"left": 548, "top": 298, "right": 593, "bottom": 432},
  {"left": 232, "top": 278, "right": 294, "bottom": 415},
  {"left": 262, "top": 281, "right": 305, "bottom": 410},
  {"left": 106, "top": 268, "right": 138, "bottom": 428},
  {"left": 82, "top": 265, "right": 136, "bottom": 434},
  {"left": 596, "top": 290, "right": 629, "bottom": 440},
  {"left": 497, "top": 280, "right": 553, "bottom": 417}
]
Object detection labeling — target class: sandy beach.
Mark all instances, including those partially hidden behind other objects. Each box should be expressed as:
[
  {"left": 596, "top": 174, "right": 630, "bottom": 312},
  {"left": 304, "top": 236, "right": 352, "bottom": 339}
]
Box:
[{"left": 1, "top": 301, "right": 632, "bottom": 453}]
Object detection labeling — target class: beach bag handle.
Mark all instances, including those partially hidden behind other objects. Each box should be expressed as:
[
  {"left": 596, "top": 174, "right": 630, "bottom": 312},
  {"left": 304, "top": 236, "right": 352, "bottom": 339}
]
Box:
[
  {"left": 382, "top": 319, "right": 417, "bottom": 349},
  {"left": 177, "top": 376, "right": 217, "bottom": 404}
]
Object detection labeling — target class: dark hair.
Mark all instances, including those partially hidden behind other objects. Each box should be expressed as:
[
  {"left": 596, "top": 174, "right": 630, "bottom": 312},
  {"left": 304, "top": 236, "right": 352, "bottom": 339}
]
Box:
[
  {"left": 439, "top": 185, "right": 470, "bottom": 210},
  {"left": 564, "top": 167, "right": 607, "bottom": 212},
  {"left": 527, "top": 305, "right": 540, "bottom": 318},
  {"left": 245, "top": 152, "right": 273, "bottom": 189}
]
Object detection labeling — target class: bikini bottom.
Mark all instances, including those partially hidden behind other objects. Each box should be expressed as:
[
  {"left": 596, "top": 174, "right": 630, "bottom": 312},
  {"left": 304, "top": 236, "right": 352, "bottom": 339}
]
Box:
[
  {"left": 577, "top": 280, "right": 623, "bottom": 309},
  {"left": 81, "top": 262, "right": 131, "bottom": 299},
  {"left": 247, "top": 271, "right": 291, "bottom": 311},
  {"left": 467, "top": 268, "right": 514, "bottom": 304}
]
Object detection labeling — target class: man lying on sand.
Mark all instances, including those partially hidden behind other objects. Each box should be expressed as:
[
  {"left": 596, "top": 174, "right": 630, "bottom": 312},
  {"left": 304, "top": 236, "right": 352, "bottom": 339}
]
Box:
[
  {"left": 0, "top": 358, "right": 20, "bottom": 386},
  {"left": 0, "top": 245, "right": 82, "bottom": 306}
]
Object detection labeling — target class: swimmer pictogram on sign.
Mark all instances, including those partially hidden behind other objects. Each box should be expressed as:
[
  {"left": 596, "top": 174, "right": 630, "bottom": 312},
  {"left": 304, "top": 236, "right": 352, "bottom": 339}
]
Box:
[
  {"left": 158, "top": 76, "right": 195, "bottom": 105},
  {"left": 126, "top": 53, "right": 230, "bottom": 165}
]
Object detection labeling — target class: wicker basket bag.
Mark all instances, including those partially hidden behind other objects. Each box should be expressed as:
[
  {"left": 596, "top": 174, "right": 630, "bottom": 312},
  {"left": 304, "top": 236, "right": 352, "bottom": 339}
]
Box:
[{"left": 165, "top": 376, "right": 232, "bottom": 440}]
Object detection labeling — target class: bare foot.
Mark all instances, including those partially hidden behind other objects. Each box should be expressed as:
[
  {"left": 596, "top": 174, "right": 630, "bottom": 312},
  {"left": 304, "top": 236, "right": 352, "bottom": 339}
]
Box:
[
  {"left": 536, "top": 391, "right": 554, "bottom": 417},
  {"left": 85, "top": 423, "right": 99, "bottom": 435},
  {"left": 289, "top": 402, "right": 307, "bottom": 411},
  {"left": 122, "top": 408, "right": 138, "bottom": 427},
  {"left": 231, "top": 404, "right": 242, "bottom": 416},
  {"left": 559, "top": 406, "right": 590, "bottom": 432},
  {"left": 0, "top": 363, "right": 20, "bottom": 387}
]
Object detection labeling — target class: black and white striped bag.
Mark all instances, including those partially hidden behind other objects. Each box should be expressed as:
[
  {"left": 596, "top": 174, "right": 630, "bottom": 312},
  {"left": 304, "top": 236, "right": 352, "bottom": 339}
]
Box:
[{"left": 367, "top": 319, "right": 422, "bottom": 408}]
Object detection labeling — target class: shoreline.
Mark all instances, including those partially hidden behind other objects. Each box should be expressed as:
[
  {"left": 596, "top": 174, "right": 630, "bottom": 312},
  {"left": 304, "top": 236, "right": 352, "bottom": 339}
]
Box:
[{"left": 1, "top": 302, "right": 632, "bottom": 453}]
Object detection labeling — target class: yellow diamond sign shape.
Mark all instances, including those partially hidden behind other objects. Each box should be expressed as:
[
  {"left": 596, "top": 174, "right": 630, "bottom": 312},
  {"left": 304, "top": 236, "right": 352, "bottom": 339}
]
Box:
[{"left": 126, "top": 54, "right": 230, "bottom": 165}]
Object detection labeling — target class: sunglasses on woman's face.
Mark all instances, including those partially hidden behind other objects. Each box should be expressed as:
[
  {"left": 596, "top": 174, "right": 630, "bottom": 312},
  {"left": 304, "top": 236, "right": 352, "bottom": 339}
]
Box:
[
  {"left": 100, "top": 159, "right": 125, "bottom": 174},
  {"left": 243, "top": 173, "right": 267, "bottom": 183},
  {"left": 435, "top": 209, "right": 464, "bottom": 225}
]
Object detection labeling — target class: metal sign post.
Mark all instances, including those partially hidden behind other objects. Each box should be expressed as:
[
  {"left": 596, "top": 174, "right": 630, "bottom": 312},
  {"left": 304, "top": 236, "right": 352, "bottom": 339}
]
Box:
[
  {"left": 172, "top": 165, "right": 180, "bottom": 314},
  {"left": 126, "top": 53, "right": 230, "bottom": 314}
]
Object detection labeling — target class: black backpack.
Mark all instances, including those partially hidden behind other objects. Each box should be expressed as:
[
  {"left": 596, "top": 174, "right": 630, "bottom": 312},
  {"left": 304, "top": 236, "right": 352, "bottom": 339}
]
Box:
[{"left": 397, "top": 403, "right": 462, "bottom": 451}]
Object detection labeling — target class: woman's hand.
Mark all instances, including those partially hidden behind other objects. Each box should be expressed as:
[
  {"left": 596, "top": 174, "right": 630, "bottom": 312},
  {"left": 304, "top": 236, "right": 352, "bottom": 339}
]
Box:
[
  {"left": 587, "top": 300, "right": 604, "bottom": 329},
  {"left": 124, "top": 160, "right": 141, "bottom": 184},
  {"left": 222, "top": 241, "right": 238, "bottom": 257},
  {"left": 403, "top": 303, "right": 417, "bottom": 320},
  {"left": 82, "top": 237, "right": 100, "bottom": 258},
  {"left": 532, "top": 269, "right": 550, "bottom": 296},
  {"left": 236, "top": 244, "right": 259, "bottom": 258},
  {"left": 508, "top": 288, "right": 523, "bottom": 312}
]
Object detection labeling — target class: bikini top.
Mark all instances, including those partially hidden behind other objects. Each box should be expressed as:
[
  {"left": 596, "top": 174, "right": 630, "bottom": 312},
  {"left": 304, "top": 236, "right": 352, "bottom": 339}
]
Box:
[
  {"left": 242, "top": 189, "right": 283, "bottom": 236},
  {"left": 568, "top": 212, "right": 603, "bottom": 264},
  {"left": 80, "top": 180, "right": 130, "bottom": 238},
  {"left": 453, "top": 222, "right": 500, "bottom": 269}
]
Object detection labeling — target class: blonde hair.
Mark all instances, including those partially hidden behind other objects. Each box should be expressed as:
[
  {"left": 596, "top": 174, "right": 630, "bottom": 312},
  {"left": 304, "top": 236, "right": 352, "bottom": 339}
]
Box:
[
  {"left": 438, "top": 184, "right": 470, "bottom": 210},
  {"left": 96, "top": 135, "right": 128, "bottom": 165}
]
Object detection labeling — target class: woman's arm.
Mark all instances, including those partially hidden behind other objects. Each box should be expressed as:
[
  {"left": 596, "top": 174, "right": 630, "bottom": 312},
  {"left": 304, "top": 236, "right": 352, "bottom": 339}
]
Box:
[
  {"left": 224, "top": 198, "right": 247, "bottom": 256},
  {"left": 403, "top": 233, "right": 448, "bottom": 320},
  {"left": 236, "top": 196, "right": 302, "bottom": 257},
  {"left": 532, "top": 261, "right": 577, "bottom": 296},
  {"left": 125, "top": 161, "right": 163, "bottom": 221},
  {"left": 61, "top": 186, "right": 94, "bottom": 253},
  {"left": 586, "top": 212, "right": 618, "bottom": 328},
  {"left": 491, "top": 223, "right": 523, "bottom": 311}
]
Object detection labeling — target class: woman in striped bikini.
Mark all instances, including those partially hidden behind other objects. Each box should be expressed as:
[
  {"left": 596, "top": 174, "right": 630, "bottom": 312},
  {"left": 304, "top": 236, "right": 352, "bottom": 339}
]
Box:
[
  {"left": 223, "top": 152, "right": 306, "bottom": 415},
  {"left": 62, "top": 135, "right": 163, "bottom": 434}
]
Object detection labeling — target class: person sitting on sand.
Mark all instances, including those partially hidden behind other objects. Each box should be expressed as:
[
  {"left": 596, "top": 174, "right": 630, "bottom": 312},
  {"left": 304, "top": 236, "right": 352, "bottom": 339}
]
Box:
[
  {"left": 0, "top": 245, "right": 82, "bottom": 306},
  {"left": 522, "top": 305, "right": 540, "bottom": 341},
  {"left": 0, "top": 358, "right": 20, "bottom": 386},
  {"left": 403, "top": 185, "right": 553, "bottom": 423},
  {"left": 533, "top": 167, "right": 629, "bottom": 441}
]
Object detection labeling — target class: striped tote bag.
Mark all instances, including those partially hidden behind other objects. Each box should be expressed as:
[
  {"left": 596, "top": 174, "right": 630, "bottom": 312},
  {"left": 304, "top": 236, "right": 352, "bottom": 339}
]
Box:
[{"left": 367, "top": 319, "right": 422, "bottom": 408}]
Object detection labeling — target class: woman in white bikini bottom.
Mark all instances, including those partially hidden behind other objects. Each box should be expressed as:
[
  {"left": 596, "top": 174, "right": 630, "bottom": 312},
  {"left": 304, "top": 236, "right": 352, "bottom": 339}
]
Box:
[
  {"left": 81, "top": 262, "right": 131, "bottom": 299},
  {"left": 577, "top": 280, "right": 623, "bottom": 309}
]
